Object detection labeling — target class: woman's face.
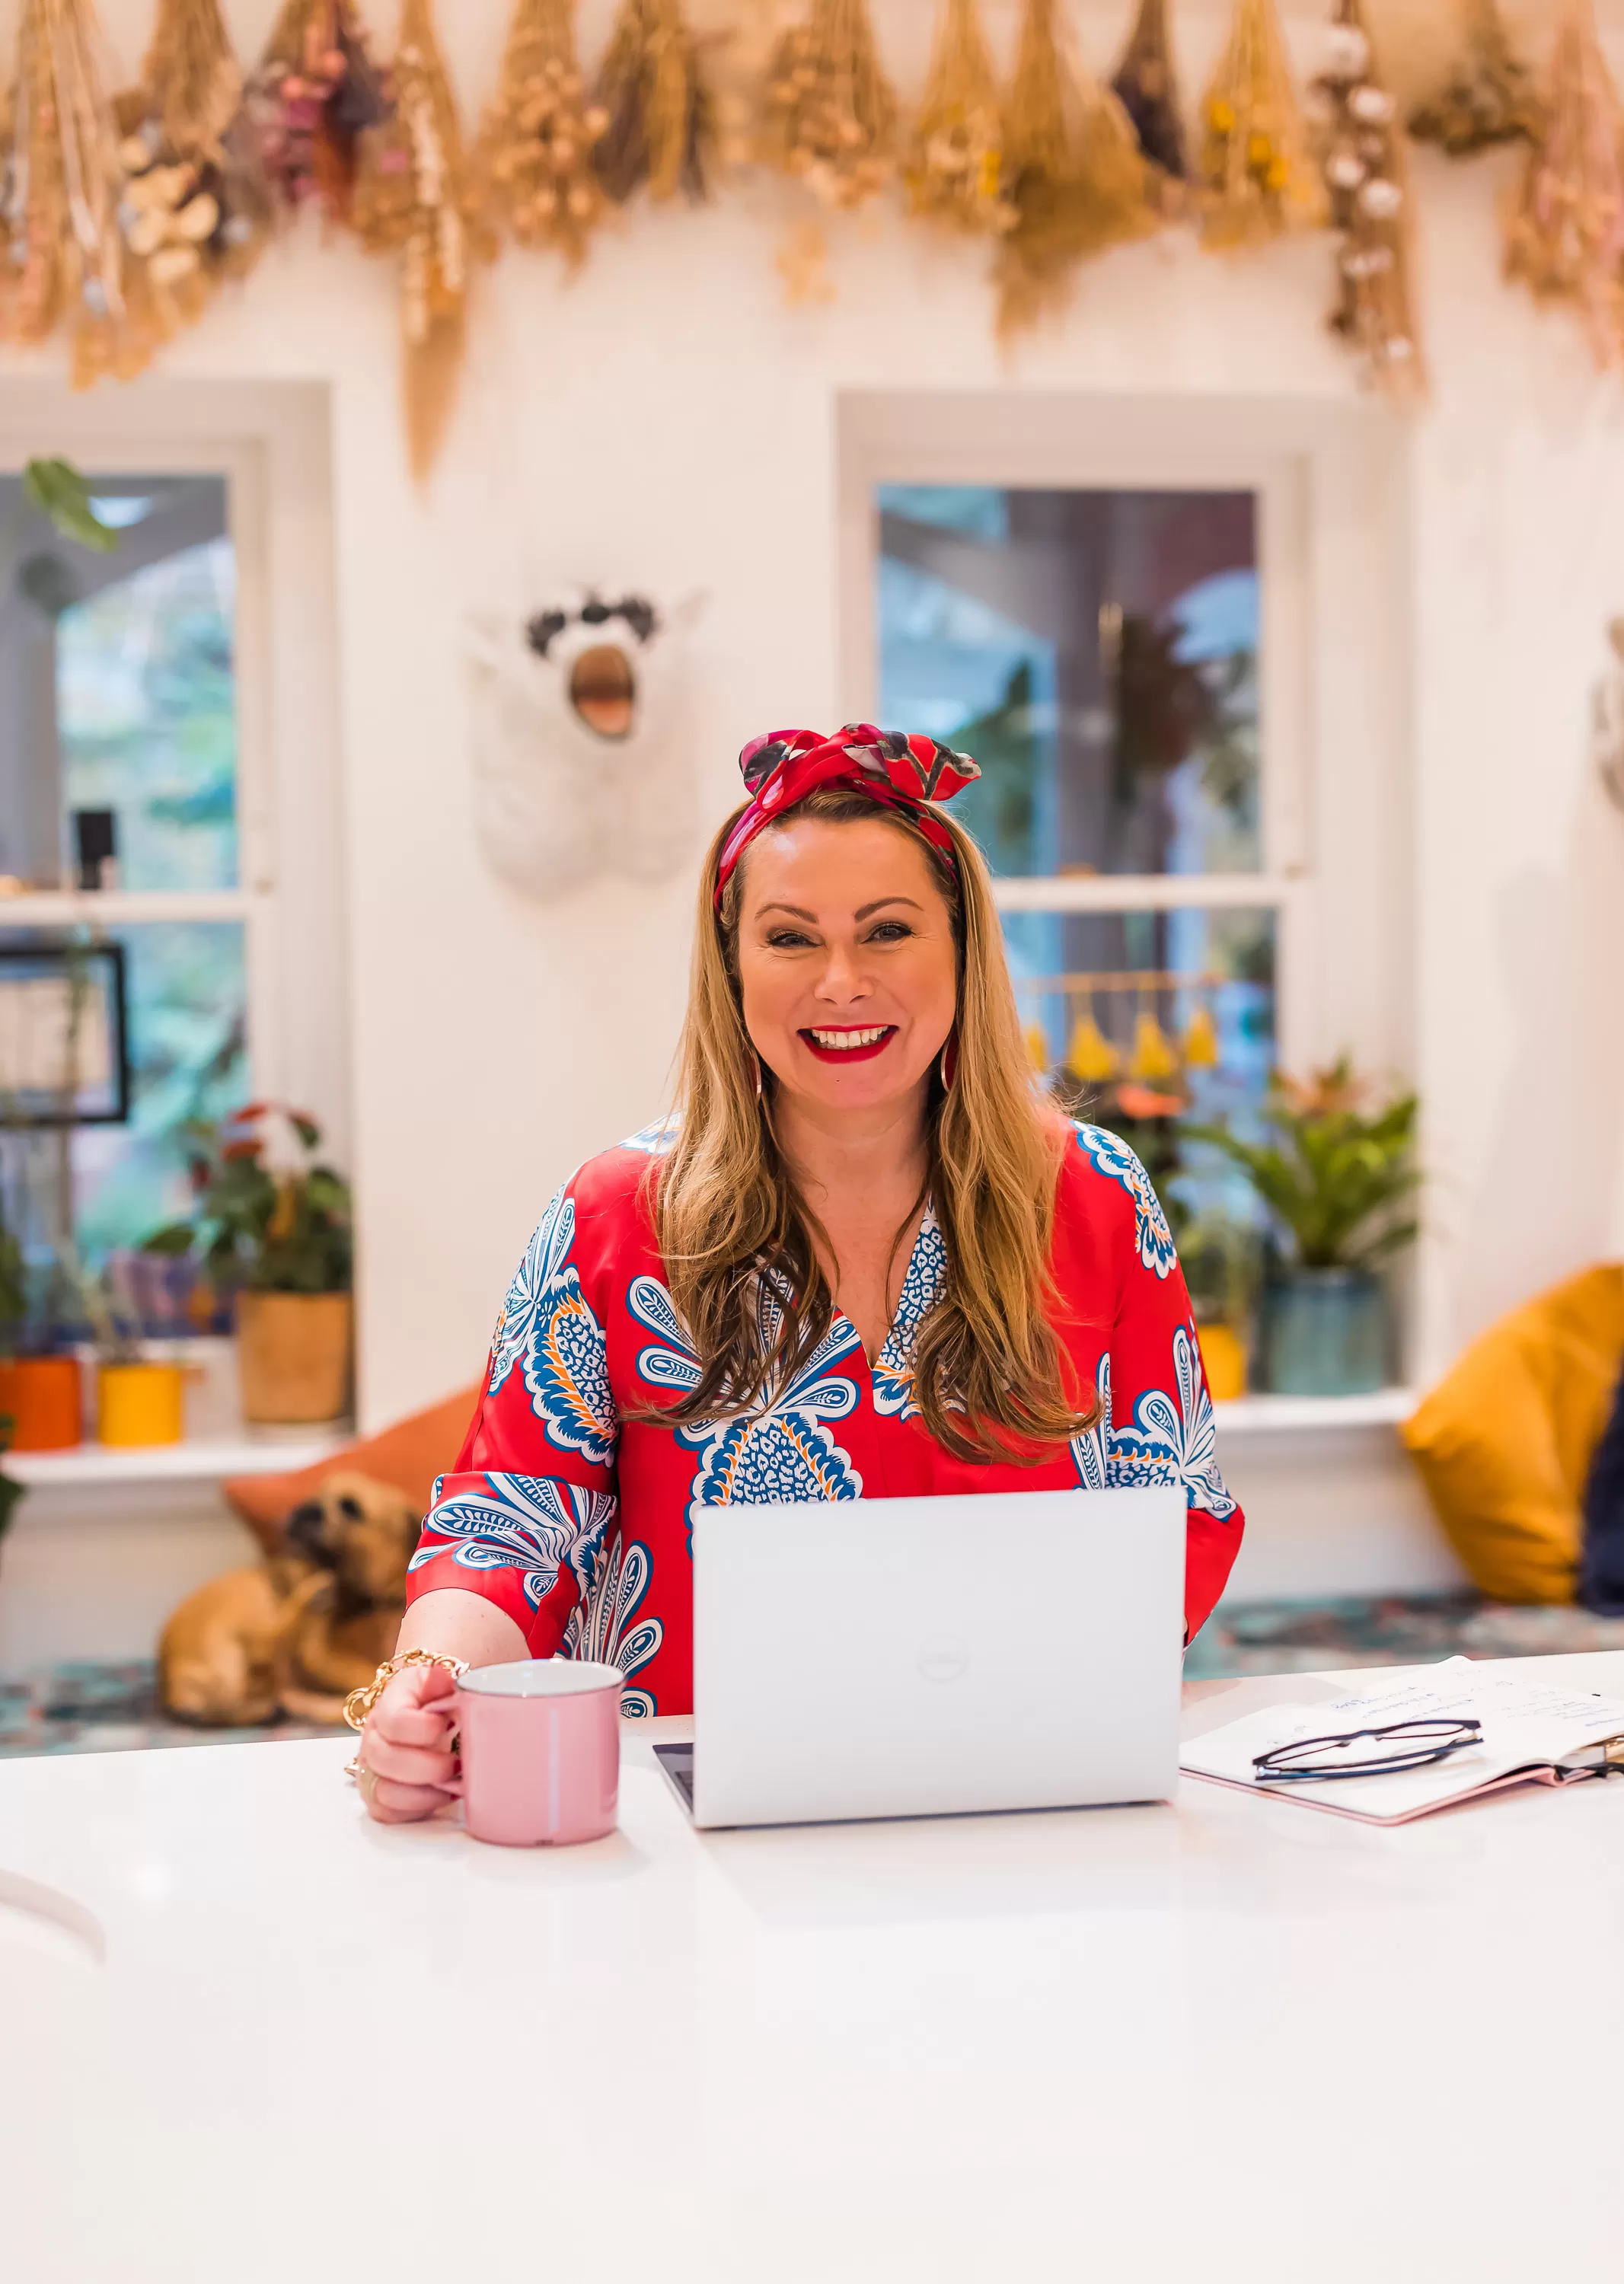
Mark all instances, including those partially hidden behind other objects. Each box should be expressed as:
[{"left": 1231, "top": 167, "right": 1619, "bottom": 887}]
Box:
[{"left": 735, "top": 815, "right": 959, "bottom": 1116}]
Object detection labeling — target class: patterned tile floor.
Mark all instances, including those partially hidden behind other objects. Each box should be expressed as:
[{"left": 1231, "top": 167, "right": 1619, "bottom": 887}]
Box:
[{"left": 5, "top": 1598, "right": 1624, "bottom": 1756}]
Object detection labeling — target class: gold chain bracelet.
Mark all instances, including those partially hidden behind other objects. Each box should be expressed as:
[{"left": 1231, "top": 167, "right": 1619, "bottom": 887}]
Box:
[{"left": 343, "top": 1647, "right": 469, "bottom": 1734}]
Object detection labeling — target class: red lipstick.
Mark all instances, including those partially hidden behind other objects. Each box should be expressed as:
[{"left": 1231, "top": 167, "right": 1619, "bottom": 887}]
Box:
[{"left": 799, "top": 1026, "right": 898, "bottom": 1064}]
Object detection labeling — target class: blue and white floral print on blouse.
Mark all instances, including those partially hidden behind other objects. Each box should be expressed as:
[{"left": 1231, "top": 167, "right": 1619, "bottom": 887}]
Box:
[
  {"left": 410, "top": 1473, "right": 614, "bottom": 1610},
  {"left": 871, "top": 1207, "right": 948, "bottom": 1422},
  {"left": 487, "top": 1185, "right": 617, "bottom": 1466},
  {"left": 1072, "top": 1123, "right": 1179, "bottom": 1282},
  {"left": 1069, "top": 1353, "right": 1114, "bottom": 1491},
  {"left": 562, "top": 1530, "right": 663, "bottom": 1718},
  {"left": 620, "top": 1117, "right": 681, "bottom": 1157},
  {"left": 1109, "top": 1322, "right": 1239, "bottom": 1520},
  {"left": 630, "top": 1272, "right": 864, "bottom": 1519}
]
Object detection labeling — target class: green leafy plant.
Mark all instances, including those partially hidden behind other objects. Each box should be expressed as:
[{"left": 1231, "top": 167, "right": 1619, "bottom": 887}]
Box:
[
  {"left": 144, "top": 1105, "right": 353, "bottom": 1297},
  {"left": 1186, "top": 1056, "right": 1421, "bottom": 1272},
  {"left": 20, "top": 460, "right": 120, "bottom": 554}
]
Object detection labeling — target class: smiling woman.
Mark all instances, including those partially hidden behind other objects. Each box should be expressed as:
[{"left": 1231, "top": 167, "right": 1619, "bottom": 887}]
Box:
[{"left": 350, "top": 723, "right": 1246, "bottom": 1824}]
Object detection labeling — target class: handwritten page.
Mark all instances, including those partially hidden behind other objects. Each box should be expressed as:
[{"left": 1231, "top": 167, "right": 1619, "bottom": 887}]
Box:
[{"left": 1181, "top": 1662, "right": 1624, "bottom": 1825}]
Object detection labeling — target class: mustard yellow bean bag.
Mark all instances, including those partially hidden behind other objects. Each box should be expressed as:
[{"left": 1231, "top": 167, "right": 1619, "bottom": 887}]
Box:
[{"left": 1402, "top": 1265, "right": 1624, "bottom": 1603}]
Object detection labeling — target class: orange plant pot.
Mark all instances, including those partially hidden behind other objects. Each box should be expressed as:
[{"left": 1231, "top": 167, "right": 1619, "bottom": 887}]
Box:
[
  {"left": 1196, "top": 1320, "right": 1249, "bottom": 1405},
  {"left": 237, "top": 1291, "right": 353, "bottom": 1425},
  {"left": 0, "top": 1355, "right": 84, "bottom": 1450}
]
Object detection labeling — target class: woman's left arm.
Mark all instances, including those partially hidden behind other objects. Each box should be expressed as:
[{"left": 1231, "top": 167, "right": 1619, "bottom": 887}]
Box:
[{"left": 1076, "top": 1132, "right": 1245, "bottom": 1642}]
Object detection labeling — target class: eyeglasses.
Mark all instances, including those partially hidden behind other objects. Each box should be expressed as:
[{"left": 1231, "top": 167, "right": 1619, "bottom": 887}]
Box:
[{"left": 1252, "top": 1717, "right": 1485, "bottom": 1785}]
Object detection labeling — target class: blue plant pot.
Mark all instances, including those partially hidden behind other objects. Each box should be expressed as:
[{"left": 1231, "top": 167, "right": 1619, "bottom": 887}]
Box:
[{"left": 1260, "top": 1270, "right": 1388, "bottom": 1397}]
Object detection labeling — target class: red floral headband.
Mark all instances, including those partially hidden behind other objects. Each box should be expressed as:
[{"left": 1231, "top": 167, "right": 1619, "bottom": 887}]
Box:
[{"left": 714, "top": 723, "right": 981, "bottom": 907}]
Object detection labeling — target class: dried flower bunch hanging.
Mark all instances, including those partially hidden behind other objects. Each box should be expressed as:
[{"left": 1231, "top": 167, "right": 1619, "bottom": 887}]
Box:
[
  {"left": 759, "top": 0, "right": 897, "bottom": 213},
  {"left": 1111, "top": 0, "right": 1188, "bottom": 190},
  {"left": 905, "top": 0, "right": 1012, "bottom": 237},
  {"left": 1198, "top": 0, "right": 1325, "bottom": 250},
  {"left": 115, "top": 0, "right": 271, "bottom": 330},
  {"left": 356, "top": 0, "right": 487, "bottom": 481},
  {"left": 473, "top": 0, "right": 608, "bottom": 265},
  {"left": 1409, "top": 0, "right": 1542, "bottom": 159},
  {"left": 996, "top": 0, "right": 1157, "bottom": 339},
  {"left": 0, "top": 0, "right": 153, "bottom": 382},
  {"left": 1504, "top": 0, "right": 1624, "bottom": 369},
  {"left": 249, "top": 0, "right": 394, "bottom": 227},
  {"left": 1314, "top": 0, "right": 1421, "bottom": 394},
  {"left": 592, "top": 0, "right": 714, "bottom": 206}
]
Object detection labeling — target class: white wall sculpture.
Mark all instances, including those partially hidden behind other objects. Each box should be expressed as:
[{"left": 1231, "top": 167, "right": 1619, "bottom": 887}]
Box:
[{"left": 464, "top": 587, "right": 699, "bottom": 901}]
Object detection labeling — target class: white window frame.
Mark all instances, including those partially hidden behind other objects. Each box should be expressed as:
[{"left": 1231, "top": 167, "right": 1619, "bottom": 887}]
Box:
[
  {"left": 838, "top": 389, "right": 1415, "bottom": 1096},
  {"left": 0, "top": 379, "right": 349, "bottom": 1166}
]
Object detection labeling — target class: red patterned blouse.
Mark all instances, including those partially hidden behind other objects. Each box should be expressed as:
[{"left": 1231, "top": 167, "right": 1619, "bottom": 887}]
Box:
[{"left": 405, "top": 1120, "right": 1245, "bottom": 1716}]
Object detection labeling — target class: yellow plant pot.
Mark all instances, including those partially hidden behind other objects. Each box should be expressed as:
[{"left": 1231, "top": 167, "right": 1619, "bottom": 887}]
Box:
[
  {"left": 97, "top": 1362, "right": 186, "bottom": 1448},
  {"left": 237, "top": 1291, "right": 353, "bottom": 1425},
  {"left": 1196, "top": 1320, "right": 1249, "bottom": 1405}
]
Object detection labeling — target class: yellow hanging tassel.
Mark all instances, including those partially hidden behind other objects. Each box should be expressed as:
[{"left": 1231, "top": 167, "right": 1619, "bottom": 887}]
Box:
[
  {"left": 1025, "top": 1022, "right": 1051, "bottom": 1074},
  {"left": 1130, "top": 1009, "right": 1179, "bottom": 1084},
  {"left": 1067, "top": 1012, "right": 1120, "bottom": 1083},
  {"left": 1182, "top": 1002, "right": 1220, "bottom": 1067}
]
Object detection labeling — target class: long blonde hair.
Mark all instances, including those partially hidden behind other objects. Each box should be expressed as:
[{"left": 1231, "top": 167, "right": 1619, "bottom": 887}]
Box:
[{"left": 646, "top": 785, "right": 1100, "bottom": 1462}]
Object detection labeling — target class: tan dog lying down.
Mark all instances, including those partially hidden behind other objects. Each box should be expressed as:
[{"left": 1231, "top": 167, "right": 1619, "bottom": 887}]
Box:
[{"left": 160, "top": 1472, "right": 422, "bottom": 1726}]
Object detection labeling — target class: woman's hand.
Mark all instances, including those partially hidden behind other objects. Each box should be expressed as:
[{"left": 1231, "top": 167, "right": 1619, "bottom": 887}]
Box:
[{"left": 357, "top": 1660, "right": 461, "bottom": 1824}]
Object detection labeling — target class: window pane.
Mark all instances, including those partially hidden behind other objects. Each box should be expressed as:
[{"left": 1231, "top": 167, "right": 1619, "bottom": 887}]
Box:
[
  {"left": 1010, "top": 906, "right": 1277, "bottom": 1227},
  {"left": 877, "top": 485, "right": 1260, "bottom": 878},
  {"left": 72, "top": 923, "right": 247, "bottom": 1262},
  {"left": 0, "top": 474, "right": 238, "bottom": 892}
]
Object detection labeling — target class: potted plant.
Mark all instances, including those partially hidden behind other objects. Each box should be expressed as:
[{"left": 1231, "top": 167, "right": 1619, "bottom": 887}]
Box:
[
  {"left": 145, "top": 1105, "right": 354, "bottom": 1427},
  {"left": 1187, "top": 1058, "right": 1420, "bottom": 1397}
]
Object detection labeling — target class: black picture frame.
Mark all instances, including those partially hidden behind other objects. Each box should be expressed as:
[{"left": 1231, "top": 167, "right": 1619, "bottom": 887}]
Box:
[{"left": 0, "top": 942, "right": 131, "bottom": 1128}]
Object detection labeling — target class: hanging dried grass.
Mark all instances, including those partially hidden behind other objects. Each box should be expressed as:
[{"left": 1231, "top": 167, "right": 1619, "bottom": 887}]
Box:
[
  {"left": 996, "top": 0, "right": 1158, "bottom": 340},
  {"left": 472, "top": 0, "right": 609, "bottom": 266},
  {"left": 592, "top": 0, "right": 714, "bottom": 206},
  {"left": 905, "top": 0, "right": 1011, "bottom": 237},
  {"left": 1504, "top": 0, "right": 1624, "bottom": 368},
  {"left": 1198, "top": 0, "right": 1325, "bottom": 251},
  {"left": 759, "top": 0, "right": 896, "bottom": 213},
  {"left": 1313, "top": 0, "right": 1423, "bottom": 396},
  {"left": 1111, "top": 0, "right": 1188, "bottom": 189},
  {"left": 1409, "top": 0, "right": 1542, "bottom": 159},
  {"left": 355, "top": 0, "right": 490, "bottom": 480},
  {"left": 249, "top": 0, "right": 394, "bottom": 228},
  {"left": 0, "top": 0, "right": 155, "bottom": 384},
  {"left": 114, "top": 0, "right": 272, "bottom": 343}
]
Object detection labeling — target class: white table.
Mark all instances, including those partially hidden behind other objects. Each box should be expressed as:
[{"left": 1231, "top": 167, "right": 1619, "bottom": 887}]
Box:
[{"left": 4, "top": 1653, "right": 1622, "bottom": 2283}]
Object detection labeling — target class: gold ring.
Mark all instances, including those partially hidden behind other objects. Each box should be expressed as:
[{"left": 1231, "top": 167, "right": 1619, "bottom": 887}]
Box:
[{"left": 348, "top": 1755, "right": 381, "bottom": 1809}]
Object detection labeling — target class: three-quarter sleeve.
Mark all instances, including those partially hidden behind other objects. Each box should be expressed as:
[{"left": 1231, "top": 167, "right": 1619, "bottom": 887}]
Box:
[
  {"left": 1068, "top": 1125, "right": 1246, "bottom": 1642},
  {"left": 406, "top": 1180, "right": 620, "bottom": 1657}
]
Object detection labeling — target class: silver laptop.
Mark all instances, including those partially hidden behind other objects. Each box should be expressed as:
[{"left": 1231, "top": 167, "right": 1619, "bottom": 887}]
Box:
[{"left": 652, "top": 1486, "right": 1186, "bottom": 1829}]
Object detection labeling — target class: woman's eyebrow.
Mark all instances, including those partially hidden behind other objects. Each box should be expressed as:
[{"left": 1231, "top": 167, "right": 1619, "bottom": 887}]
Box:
[
  {"left": 853, "top": 896, "right": 924, "bottom": 920},
  {"left": 755, "top": 901, "right": 818, "bottom": 921}
]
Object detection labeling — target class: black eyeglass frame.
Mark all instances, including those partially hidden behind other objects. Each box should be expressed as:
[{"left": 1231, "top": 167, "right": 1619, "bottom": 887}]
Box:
[{"left": 1252, "top": 1716, "right": 1485, "bottom": 1785}]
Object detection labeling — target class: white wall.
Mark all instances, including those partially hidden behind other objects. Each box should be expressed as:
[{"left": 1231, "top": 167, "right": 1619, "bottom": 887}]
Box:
[{"left": 3, "top": 0, "right": 1622, "bottom": 1456}]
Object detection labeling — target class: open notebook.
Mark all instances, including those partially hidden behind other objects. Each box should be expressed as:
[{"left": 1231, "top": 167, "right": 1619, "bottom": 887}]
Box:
[{"left": 1181, "top": 1661, "right": 1624, "bottom": 1826}]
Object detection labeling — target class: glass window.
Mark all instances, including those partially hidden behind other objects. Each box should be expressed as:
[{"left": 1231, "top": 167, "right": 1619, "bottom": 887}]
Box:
[
  {"left": 0, "top": 471, "right": 249, "bottom": 1276},
  {"left": 876, "top": 483, "right": 1260, "bottom": 879},
  {"left": 0, "top": 474, "right": 236, "bottom": 892}
]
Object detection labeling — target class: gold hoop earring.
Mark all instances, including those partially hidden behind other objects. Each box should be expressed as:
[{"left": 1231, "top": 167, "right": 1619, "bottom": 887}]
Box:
[
  {"left": 939, "top": 1034, "right": 959, "bottom": 1093},
  {"left": 754, "top": 1057, "right": 764, "bottom": 1102}
]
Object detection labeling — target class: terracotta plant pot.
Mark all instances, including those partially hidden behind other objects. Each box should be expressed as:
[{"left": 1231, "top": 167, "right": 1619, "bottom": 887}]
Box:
[
  {"left": 97, "top": 1362, "right": 186, "bottom": 1448},
  {"left": 237, "top": 1291, "right": 353, "bottom": 1425},
  {"left": 0, "top": 1355, "right": 83, "bottom": 1450}
]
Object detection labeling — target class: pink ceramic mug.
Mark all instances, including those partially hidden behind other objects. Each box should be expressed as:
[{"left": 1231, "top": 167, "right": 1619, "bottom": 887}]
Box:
[{"left": 447, "top": 1660, "right": 624, "bottom": 1847}]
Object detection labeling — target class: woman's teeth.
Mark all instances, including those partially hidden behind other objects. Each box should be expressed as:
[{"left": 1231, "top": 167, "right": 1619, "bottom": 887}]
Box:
[{"left": 809, "top": 1027, "right": 891, "bottom": 1050}]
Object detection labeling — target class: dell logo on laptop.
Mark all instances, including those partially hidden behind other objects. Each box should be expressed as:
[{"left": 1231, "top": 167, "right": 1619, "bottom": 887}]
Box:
[{"left": 917, "top": 1636, "right": 970, "bottom": 1685}]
